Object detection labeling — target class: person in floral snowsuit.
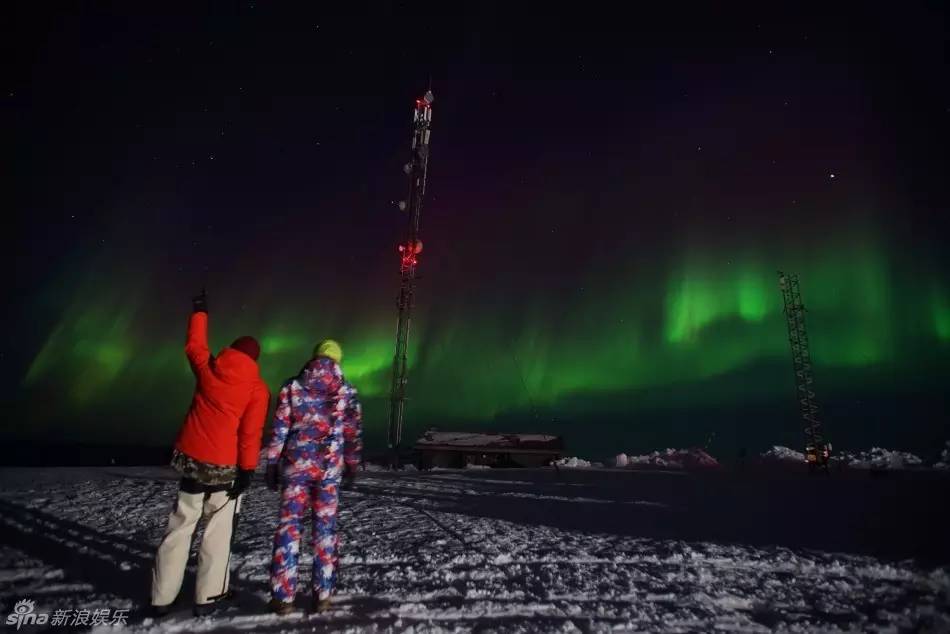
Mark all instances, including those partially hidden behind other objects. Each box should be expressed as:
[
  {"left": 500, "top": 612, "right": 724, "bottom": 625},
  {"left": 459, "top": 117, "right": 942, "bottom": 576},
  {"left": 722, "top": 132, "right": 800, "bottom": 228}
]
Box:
[{"left": 264, "top": 339, "right": 362, "bottom": 614}]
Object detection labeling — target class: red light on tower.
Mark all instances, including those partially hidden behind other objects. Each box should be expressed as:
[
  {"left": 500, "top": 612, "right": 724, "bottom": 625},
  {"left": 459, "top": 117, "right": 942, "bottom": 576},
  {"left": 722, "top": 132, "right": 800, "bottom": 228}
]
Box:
[{"left": 398, "top": 242, "right": 419, "bottom": 272}]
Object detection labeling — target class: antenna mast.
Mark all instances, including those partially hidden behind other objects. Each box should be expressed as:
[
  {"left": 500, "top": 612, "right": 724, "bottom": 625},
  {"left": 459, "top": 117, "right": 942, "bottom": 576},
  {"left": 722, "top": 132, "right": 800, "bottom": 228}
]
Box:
[
  {"left": 388, "top": 90, "right": 434, "bottom": 466},
  {"left": 778, "top": 271, "right": 831, "bottom": 472}
]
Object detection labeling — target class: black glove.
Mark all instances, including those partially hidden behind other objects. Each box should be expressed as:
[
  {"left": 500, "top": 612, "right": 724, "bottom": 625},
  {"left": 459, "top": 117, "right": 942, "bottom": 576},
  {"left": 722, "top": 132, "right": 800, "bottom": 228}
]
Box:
[
  {"left": 192, "top": 288, "right": 208, "bottom": 314},
  {"left": 229, "top": 469, "right": 253, "bottom": 499},
  {"left": 265, "top": 464, "right": 280, "bottom": 492},
  {"left": 341, "top": 463, "right": 356, "bottom": 491}
]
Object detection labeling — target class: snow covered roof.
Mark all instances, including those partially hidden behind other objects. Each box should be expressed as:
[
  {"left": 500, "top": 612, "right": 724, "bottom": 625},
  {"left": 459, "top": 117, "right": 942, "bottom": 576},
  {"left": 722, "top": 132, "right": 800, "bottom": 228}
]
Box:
[{"left": 415, "top": 430, "right": 563, "bottom": 452}]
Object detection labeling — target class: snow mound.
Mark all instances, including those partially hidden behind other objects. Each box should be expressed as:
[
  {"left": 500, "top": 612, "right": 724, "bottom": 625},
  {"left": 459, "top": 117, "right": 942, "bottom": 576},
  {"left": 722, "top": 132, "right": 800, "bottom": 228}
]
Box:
[
  {"left": 934, "top": 441, "right": 950, "bottom": 470},
  {"left": 839, "top": 447, "right": 923, "bottom": 470},
  {"left": 762, "top": 446, "right": 929, "bottom": 470},
  {"left": 616, "top": 448, "right": 719, "bottom": 469},
  {"left": 761, "top": 446, "right": 806, "bottom": 463},
  {"left": 555, "top": 457, "right": 592, "bottom": 468}
]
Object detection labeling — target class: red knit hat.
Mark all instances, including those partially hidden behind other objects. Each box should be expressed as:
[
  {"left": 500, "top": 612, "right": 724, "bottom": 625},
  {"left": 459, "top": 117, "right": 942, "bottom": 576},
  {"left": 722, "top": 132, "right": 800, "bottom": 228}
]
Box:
[{"left": 230, "top": 336, "right": 260, "bottom": 361}]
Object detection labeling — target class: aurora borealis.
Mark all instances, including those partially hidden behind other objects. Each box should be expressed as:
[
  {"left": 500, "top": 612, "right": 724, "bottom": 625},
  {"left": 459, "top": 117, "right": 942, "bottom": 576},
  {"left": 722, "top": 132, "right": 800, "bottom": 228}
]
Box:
[{"left": 6, "top": 4, "right": 949, "bottom": 462}]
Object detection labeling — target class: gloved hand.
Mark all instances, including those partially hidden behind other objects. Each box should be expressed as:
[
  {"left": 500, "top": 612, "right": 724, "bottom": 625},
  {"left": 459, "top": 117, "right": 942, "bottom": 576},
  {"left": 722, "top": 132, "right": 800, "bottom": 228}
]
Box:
[
  {"left": 192, "top": 288, "right": 208, "bottom": 314},
  {"left": 265, "top": 464, "right": 280, "bottom": 492},
  {"left": 341, "top": 463, "right": 357, "bottom": 491},
  {"left": 228, "top": 469, "right": 253, "bottom": 499}
]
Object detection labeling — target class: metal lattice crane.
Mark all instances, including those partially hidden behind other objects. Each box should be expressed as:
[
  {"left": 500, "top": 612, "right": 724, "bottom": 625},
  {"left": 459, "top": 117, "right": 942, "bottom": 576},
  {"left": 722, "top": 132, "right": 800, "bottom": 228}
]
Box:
[
  {"left": 778, "top": 271, "right": 831, "bottom": 472},
  {"left": 388, "top": 90, "right": 434, "bottom": 466}
]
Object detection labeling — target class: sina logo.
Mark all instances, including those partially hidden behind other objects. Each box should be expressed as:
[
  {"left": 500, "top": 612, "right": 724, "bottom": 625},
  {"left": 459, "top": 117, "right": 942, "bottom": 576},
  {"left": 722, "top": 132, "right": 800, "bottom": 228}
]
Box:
[{"left": 6, "top": 599, "right": 48, "bottom": 629}]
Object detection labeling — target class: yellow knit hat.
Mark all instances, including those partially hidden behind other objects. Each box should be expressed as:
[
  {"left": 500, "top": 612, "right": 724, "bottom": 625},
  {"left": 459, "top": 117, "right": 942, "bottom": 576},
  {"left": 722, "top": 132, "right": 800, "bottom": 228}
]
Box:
[{"left": 313, "top": 339, "right": 343, "bottom": 363}]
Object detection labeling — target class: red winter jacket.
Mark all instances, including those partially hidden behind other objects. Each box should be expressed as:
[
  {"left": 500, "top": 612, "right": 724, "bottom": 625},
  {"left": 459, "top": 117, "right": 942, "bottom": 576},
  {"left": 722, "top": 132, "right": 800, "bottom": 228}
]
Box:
[{"left": 175, "top": 312, "right": 270, "bottom": 470}]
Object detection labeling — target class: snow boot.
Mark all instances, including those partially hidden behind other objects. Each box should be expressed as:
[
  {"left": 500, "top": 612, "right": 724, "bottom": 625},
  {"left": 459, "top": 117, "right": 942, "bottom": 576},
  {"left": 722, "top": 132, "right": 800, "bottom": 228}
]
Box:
[
  {"left": 268, "top": 598, "right": 294, "bottom": 616},
  {"left": 313, "top": 597, "right": 332, "bottom": 613},
  {"left": 193, "top": 601, "right": 219, "bottom": 617},
  {"left": 149, "top": 603, "right": 173, "bottom": 619}
]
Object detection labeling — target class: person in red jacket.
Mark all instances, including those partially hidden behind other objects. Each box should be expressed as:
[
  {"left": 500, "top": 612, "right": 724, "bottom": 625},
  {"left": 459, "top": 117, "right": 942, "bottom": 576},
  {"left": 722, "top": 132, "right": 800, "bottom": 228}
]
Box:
[{"left": 151, "top": 289, "right": 270, "bottom": 617}]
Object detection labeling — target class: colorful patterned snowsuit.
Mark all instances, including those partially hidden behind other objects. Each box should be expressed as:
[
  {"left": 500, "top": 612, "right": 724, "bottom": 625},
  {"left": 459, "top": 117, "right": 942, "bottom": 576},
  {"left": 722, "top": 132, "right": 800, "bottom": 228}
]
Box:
[{"left": 265, "top": 357, "right": 362, "bottom": 602}]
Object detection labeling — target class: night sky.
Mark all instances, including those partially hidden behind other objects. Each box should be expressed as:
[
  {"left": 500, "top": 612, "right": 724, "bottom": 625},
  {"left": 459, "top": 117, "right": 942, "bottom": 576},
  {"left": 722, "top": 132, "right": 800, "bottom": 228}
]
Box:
[{"left": 5, "top": 3, "right": 949, "bottom": 461}]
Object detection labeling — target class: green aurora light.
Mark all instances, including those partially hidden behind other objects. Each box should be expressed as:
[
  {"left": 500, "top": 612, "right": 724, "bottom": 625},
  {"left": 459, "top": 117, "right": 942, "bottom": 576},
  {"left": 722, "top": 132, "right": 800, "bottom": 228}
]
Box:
[{"left": 12, "top": 228, "right": 950, "bottom": 453}]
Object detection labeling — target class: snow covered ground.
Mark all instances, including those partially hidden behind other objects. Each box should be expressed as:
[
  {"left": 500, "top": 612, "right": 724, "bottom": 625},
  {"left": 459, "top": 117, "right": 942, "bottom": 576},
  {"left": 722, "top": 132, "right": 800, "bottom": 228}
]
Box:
[{"left": 1, "top": 466, "right": 948, "bottom": 632}]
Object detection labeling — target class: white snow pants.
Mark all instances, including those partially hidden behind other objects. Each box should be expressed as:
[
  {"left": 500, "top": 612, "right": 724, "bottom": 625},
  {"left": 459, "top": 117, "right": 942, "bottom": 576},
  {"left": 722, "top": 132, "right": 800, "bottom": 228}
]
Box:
[{"left": 151, "top": 487, "right": 241, "bottom": 607}]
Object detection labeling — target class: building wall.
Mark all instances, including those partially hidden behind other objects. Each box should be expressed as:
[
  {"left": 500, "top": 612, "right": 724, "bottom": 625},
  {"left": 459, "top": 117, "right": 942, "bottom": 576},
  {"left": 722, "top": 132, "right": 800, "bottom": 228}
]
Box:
[{"left": 417, "top": 449, "right": 560, "bottom": 469}]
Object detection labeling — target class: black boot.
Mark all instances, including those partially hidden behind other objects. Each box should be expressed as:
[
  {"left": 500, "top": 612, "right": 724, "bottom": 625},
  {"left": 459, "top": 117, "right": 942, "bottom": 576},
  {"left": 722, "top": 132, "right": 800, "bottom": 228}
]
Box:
[
  {"left": 193, "top": 602, "right": 219, "bottom": 617},
  {"left": 149, "top": 604, "right": 173, "bottom": 619}
]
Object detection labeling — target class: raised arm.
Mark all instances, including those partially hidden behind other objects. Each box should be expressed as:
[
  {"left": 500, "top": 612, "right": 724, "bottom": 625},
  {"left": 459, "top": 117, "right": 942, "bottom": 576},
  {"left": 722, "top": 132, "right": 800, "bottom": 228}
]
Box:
[{"left": 185, "top": 312, "right": 211, "bottom": 374}]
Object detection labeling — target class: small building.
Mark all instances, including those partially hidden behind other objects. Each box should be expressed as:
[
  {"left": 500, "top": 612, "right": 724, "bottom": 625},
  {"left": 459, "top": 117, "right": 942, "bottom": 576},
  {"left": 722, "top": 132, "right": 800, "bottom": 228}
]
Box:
[{"left": 414, "top": 430, "right": 564, "bottom": 469}]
